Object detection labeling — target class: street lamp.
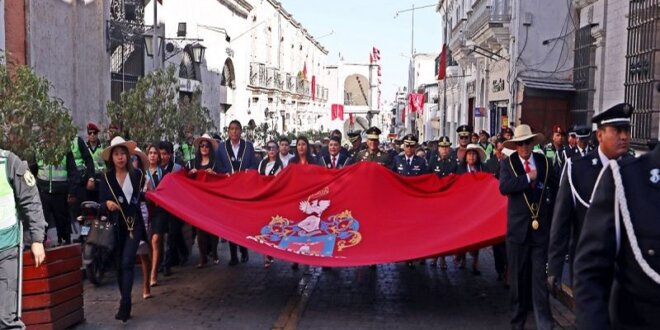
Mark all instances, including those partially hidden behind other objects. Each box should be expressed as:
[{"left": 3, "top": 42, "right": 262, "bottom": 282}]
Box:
[
  {"left": 143, "top": 32, "right": 156, "bottom": 57},
  {"left": 191, "top": 43, "right": 206, "bottom": 64}
]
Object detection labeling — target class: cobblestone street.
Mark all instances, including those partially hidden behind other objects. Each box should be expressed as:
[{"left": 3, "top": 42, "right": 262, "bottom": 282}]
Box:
[{"left": 75, "top": 242, "right": 575, "bottom": 329}]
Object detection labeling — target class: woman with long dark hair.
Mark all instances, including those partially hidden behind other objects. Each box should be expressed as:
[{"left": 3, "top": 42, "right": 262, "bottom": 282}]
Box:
[
  {"left": 130, "top": 147, "right": 152, "bottom": 300},
  {"left": 145, "top": 144, "right": 165, "bottom": 287},
  {"left": 257, "top": 140, "right": 284, "bottom": 268},
  {"left": 99, "top": 137, "right": 147, "bottom": 322},
  {"left": 289, "top": 135, "right": 317, "bottom": 165},
  {"left": 185, "top": 134, "right": 220, "bottom": 268}
]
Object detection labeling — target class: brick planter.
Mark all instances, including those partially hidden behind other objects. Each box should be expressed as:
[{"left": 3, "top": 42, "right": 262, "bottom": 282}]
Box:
[{"left": 22, "top": 245, "right": 84, "bottom": 329}]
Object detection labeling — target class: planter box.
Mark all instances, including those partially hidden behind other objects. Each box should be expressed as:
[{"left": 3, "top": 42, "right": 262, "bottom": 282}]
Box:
[{"left": 22, "top": 245, "right": 84, "bottom": 330}]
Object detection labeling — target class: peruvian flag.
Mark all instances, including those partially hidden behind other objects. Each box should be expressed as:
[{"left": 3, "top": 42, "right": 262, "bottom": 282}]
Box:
[
  {"left": 372, "top": 47, "right": 381, "bottom": 61},
  {"left": 437, "top": 44, "right": 447, "bottom": 80},
  {"left": 408, "top": 93, "right": 425, "bottom": 113},
  {"left": 331, "top": 104, "right": 344, "bottom": 120}
]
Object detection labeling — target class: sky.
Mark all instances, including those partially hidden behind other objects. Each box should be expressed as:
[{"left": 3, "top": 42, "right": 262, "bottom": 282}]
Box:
[{"left": 280, "top": 0, "right": 442, "bottom": 106}]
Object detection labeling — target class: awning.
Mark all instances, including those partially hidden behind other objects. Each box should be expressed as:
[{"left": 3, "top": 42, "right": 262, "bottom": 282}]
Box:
[{"left": 518, "top": 77, "right": 575, "bottom": 92}]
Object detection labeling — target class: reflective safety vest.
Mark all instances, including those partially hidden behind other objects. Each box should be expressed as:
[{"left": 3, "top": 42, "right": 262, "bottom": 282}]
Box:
[
  {"left": 71, "top": 138, "right": 86, "bottom": 171},
  {"left": 181, "top": 143, "right": 195, "bottom": 163},
  {"left": 37, "top": 158, "right": 68, "bottom": 193},
  {"left": 88, "top": 144, "right": 105, "bottom": 172},
  {"left": 0, "top": 151, "right": 20, "bottom": 251}
]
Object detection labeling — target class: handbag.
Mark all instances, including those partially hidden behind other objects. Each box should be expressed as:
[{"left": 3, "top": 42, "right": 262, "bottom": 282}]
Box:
[{"left": 86, "top": 218, "right": 116, "bottom": 250}]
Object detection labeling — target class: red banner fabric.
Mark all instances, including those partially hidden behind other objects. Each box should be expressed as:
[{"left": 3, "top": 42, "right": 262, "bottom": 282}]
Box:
[
  {"left": 147, "top": 163, "right": 506, "bottom": 267},
  {"left": 331, "top": 104, "right": 344, "bottom": 121},
  {"left": 438, "top": 44, "right": 447, "bottom": 80},
  {"left": 408, "top": 93, "right": 425, "bottom": 113}
]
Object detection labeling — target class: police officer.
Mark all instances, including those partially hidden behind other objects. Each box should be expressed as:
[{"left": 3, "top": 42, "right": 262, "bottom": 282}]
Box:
[
  {"left": 352, "top": 127, "right": 392, "bottom": 167},
  {"left": 548, "top": 104, "right": 634, "bottom": 293},
  {"left": 34, "top": 142, "right": 80, "bottom": 245},
  {"left": 429, "top": 136, "right": 457, "bottom": 178},
  {"left": 544, "top": 124, "right": 567, "bottom": 175},
  {"left": 567, "top": 125, "right": 593, "bottom": 159},
  {"left": 392, "top": 134, "right": 428, "bottom": 176},
  {"left": 0, "top": 149, "right": 47, "bottom": 328},
  {"left": 346, "top": 131, "right": 364, "bottom": 163},
  {"left": 85, "top": 123, "right": 105, "bottom": 203},
  {"left": 453, "top": 124, "right": 472, "bottom": 164},
  {"left": 574, "top": 141, "right": 660, "bottom": 329}
]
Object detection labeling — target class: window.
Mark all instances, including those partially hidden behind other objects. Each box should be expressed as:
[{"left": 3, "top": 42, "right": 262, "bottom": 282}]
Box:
[
  {"left": 625, "top": 0, "right": 660, "bottom": 147},
  {"left": 572, "top": 25, "right": 596, "bottom": 125}
]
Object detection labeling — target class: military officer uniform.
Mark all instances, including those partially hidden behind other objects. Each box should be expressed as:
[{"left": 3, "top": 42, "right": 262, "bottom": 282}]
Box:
[
  {"left": 392, "top": 135, "right": 428, "bottom": 176},
  {"left": 0, "top": 149, "right": 47, "bottom": 328},
  {"left": 548, "top": 104, "right": 634, "bottom": 290},
  {"left": 353, "top": 127, "right": 392, "bottom": 167},
  {"left": 429, "top": 136, "right": 457, "bottom": 177},
  {"left": 452, "top": 124, "right": 472, "bottom": 165},
  {"left": 574, "top": 142, "right": 660, "bottom": 329},
  {"left": 544, "top": 125, "right": 568, "bottom": 175}
]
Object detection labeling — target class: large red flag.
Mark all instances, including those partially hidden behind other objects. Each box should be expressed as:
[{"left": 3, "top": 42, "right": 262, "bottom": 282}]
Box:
[
  {"left": 438, "top": 44, "right": 447, "bottom": 80},
  {"left": 148, "top": 163, "right": 506, "bottom": 267}
]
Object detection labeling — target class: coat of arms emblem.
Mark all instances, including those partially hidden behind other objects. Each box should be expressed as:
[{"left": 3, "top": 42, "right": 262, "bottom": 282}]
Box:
[{"left": 247, "top": 187, "right": 361, "bottom": 257}]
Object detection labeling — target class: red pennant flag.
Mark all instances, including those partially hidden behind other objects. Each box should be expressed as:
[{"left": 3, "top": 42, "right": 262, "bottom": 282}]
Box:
[
  {"left": 369, "top": 53, "right": 373, "bottom": 64},
  {"left": 437, "top": 44, "right": 447, "bottom": 80},
  {"left": 331, "top": 104, "right": 344, "bottom": 121},
  {"left": 311, "top": 75, "right": 316, "bottom": 100},
  {"left": 338, "top": 104, "right": 344, "bottom": 120},
  {"left": 147, "top": 164, "right": 506, "bottom": 267}
]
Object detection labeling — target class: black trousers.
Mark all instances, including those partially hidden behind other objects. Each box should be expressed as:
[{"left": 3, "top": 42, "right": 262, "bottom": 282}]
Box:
[
  {"left": 164, "top": 215, "right": 187, "bottom": 268},
  {"left": 493, "top": 242, "right": 507, "bottom": 275},
  {"left": 229, "top": 242, "right": 248, "bottom": 261},
  {"left": 115, "top": 221, "right": 144, "bottom": 309},
  {"left": 40, "top": 192, "right": 70, "bottom": 243},
  {"left": 0, "top": 246, "right": 23, "bottom": 329},
  {"left": 507, "top": 240, "right": 554, "bottom": 330}
]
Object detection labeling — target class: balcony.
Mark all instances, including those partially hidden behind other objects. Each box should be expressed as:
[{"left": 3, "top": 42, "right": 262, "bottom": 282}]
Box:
[
  {"left": 287, "top": 74, "right": 296, "bottom": 93},
  {"left": 449, "top": 19, "right": 467, "bottom": 54},
  {"left": 249, "top": 62, "right": 266, "bottom": 88},
  {"left": 266, "top": 67, "right": 277, "bottom": 89},
  {"left": 466, "top": 0, "right": 511, "bottom": 51},
  {"left": 276, "top": 72, "right": 284, "bottom": 90}
]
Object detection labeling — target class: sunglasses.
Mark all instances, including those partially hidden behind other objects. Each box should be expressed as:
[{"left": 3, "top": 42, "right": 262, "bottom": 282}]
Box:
[
  {"left": 88, "top": 131, "right": 98, "bottom": 135},
  {"left": 199, "top": 143, "right": 211, "bottom": 149},
  {"left": 459, "top": 136, "right": 469, "bottom": 140},
  {"left": 516, "top": 140, "right": 532, "bottom": 146},
  {"left": 267, "top": 146, "right": 278, "bottom": 151}
]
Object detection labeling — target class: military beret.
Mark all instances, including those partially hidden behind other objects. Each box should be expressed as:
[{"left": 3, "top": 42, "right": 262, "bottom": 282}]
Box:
[
  {"left": 456, "top": 124, "right": 473, "bottom": 137},
  {"left": 501, "top": 127, "right": 513, "bottom": 136},
  {"left": 366, "top": 127, "right": 382, "bottom": 140},
  {"left": 87, "top": 123, "right": 100, "bottom": 132},
  {"left": 592, "top": 103, "right": 634, "bottom": 127},
  {"left": 552, "top": 125, "right": 564, "bottom": 135}
]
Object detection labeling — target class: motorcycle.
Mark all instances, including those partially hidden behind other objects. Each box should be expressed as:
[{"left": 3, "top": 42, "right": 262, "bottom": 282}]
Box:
[{"left": 77, "top": 201, "right": 114, "bottom": 286}]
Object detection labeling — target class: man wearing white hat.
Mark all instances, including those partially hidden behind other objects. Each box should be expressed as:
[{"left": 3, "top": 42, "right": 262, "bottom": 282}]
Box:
[{"left": 499, "top": 124, "right": 557, "bottom": 330}]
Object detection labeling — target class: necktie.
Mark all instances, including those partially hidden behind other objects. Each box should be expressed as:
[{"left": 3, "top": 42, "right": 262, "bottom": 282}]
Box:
[
  {"left": 524, "top": 159, "right": 531, "bottom": 173},
  {"left": 408, "top": 158, "right": 412, "bottom": 166},
  {"left": 332, "top": 156, "right": 336, "bottom": 168}
]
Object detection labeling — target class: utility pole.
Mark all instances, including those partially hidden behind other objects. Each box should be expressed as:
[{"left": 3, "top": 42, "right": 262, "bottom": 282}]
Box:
[
  {"left": 152, "top": 0, "right": 159, "bottom": 70},
  {"left": 442, "top": 9, "right": 448, "bottom": 137}
]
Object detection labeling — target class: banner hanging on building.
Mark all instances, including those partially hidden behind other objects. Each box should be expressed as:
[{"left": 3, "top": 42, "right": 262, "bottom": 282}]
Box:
[{"left": 147, "top": 163, "right": 506, "bottom": 267}]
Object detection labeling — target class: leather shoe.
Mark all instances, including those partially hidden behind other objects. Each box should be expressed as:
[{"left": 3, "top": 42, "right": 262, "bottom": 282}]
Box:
[{"left": 228, "top": 259, "right": 239, "bottom": 266}]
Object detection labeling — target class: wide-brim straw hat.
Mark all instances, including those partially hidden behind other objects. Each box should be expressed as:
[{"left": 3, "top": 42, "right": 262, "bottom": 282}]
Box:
[
  {"left": 101, "top": 136, "right": 137, "bottom": 161},
  {"left": 465, "top": 144, "right": 487, "bottom": 161},
  {"left": 502, "top": 125, "right": 545, "bottom": 150},
  {"left": 193, "top": 133, "right": 219, "bottom": 151},
  {"left": 131, "top": 147, "right": 149, "bottom": 171}
]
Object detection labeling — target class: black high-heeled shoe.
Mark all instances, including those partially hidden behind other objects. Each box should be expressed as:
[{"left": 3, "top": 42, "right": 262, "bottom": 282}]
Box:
[{"left": 115, "top": 303, "right": 131, "bottom": 322}]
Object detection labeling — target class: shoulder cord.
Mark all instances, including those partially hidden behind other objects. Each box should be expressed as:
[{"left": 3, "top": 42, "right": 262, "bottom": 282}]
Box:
[
  {"left": 104, "top": 172, "right": 135, "bottom": 232},
  {"left": 566, "top": 158, "right": 590, "bottom": 208},
  {"left": 610, "top": 160, "right": 660, "bottom": 284},
  {"left": 508, "top": 155, "right": 549, "bottom": 219}
]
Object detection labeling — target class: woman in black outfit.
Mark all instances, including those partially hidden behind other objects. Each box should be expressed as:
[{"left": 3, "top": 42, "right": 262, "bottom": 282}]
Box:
[
  {"left": 257, "top": 140, "right": 284, "bottom": 268},
  {"left": 99, "top": 137, "right": 147, "bottom": 322},
  {"left": 185, "top": 134, "right": 220, "bottom": 268}
]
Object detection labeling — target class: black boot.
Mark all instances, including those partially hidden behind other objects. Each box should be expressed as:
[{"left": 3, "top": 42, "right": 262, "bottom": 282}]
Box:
[{"left": 115, "top": 302, "right": 131, "bottom": 322}]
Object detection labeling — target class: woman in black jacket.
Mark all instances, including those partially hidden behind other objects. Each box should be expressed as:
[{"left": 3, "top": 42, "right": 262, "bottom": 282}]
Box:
[{"left": 99, "top": 137, "right": 147, "bottom": 322}]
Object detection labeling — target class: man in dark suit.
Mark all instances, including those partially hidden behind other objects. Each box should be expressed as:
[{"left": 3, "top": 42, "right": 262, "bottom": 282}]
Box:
[
  {"left": 548, "top": 103, "right": 634, "bottom": 291},
  {"left": 318, "top": 136, "right": 350, "bottom": 169},
  {"left": 499, "top": 124, "right": 557, "bottom": 330},
  {"left": 216, "top": 120, "right": 258, "bottom": 265},
  {"left": 574, "top": 142, "right": 660, "bottom": 329}
]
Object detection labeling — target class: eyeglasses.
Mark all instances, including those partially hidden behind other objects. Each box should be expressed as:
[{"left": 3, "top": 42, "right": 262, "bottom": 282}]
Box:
[
  {"left": 199, "top": 144, "right": 211, "bottom": 149},
  {"left": 516, "top": 140, "right": 532, "bottom": 146},
  {"left": 88, "top": 131, "right": 97, "bottom": 135}
]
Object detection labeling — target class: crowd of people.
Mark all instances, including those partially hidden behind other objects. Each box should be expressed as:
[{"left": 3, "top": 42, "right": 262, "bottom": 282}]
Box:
[{"left": 1, "top": 101, "right": 658, "bottom": 328}]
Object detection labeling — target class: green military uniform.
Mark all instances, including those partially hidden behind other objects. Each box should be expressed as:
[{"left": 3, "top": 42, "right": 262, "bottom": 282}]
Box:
[
  {"left": 352, "top": 127, "right": 392, "bottom": 167},
  {"left": 0, "top": 149, "right": 47, "bottom": 328}
]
